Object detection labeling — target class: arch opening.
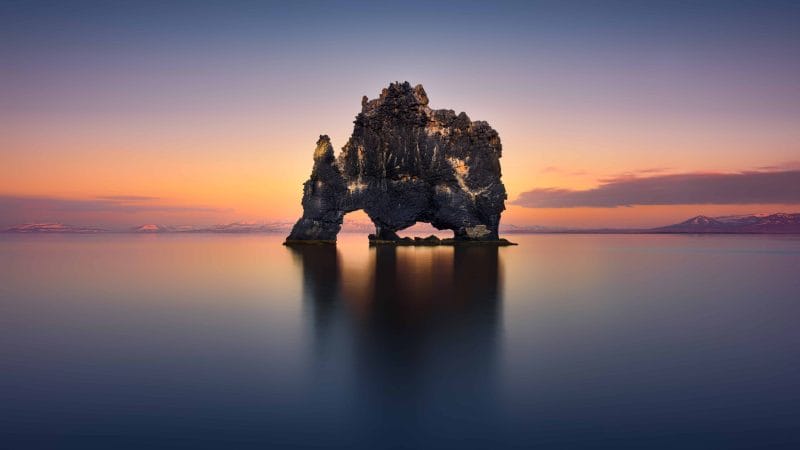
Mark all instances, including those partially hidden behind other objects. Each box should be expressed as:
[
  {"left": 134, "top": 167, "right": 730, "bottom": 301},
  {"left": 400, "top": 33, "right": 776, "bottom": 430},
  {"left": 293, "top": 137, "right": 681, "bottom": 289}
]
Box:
[{"left": 340, "top": 210, "right": 374, "bottom": 236}]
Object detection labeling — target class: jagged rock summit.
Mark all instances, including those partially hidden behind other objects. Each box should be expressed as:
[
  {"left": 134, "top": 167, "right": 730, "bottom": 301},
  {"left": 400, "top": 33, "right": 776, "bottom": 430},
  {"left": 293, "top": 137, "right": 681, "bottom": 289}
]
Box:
[{"left": 286, "top": 82, "right": 510, "bottom": 245}]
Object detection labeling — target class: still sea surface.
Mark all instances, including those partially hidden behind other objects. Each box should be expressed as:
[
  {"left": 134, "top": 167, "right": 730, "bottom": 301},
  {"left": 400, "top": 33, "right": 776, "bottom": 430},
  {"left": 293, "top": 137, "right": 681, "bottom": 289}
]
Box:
[{"left": 1, "top": 233, "right": 799, "bottom": 449}]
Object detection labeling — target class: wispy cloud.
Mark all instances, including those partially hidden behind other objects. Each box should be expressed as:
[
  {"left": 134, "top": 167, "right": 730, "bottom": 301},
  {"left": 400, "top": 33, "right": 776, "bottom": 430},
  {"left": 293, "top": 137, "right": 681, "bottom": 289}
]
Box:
[
  {"left": 513, "top": 170, "right": 800, "bottom": 208},
  {"left": 94, "top": 195, "right": 160, "bottom": 202},
  {"left": 756, "top": 161, "right": 800, "bottom": 171}
]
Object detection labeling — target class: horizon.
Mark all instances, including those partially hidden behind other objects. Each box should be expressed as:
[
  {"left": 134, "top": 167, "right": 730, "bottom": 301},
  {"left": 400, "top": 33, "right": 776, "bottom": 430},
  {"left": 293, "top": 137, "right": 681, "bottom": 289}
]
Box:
[
  {"left": 4, "top": 211, "right": 800, "bottom": 233},
  {"left": 3, "top": 1, "right": 800, "bottom": 229}
]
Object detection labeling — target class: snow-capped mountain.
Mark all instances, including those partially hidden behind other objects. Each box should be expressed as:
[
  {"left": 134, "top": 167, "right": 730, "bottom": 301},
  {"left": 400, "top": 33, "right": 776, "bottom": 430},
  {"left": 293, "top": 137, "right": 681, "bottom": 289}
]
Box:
[
  {"left": 200, "top": 222, "right": 292, "bottom": 233},
  {"left": 3, "top": 223, "right": 108, "bottom": 233},
  {"left": 653, "top": 213, "right": 800, "bottom": 233},
  {"left": 132, "top": 224, "right": 174, "bottom": 233},
  {"left": 131, "top": 222, "right": 294, "bottom": 233},
  {"left": 501, "top": 223, "right": 569, "bottom": 233}
]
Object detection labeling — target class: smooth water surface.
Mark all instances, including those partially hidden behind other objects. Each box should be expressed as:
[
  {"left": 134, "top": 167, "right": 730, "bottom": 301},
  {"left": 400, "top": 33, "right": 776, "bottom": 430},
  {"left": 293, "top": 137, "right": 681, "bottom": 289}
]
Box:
[{"left": 1, "top": 234, "right": 799, "bottom": 449}]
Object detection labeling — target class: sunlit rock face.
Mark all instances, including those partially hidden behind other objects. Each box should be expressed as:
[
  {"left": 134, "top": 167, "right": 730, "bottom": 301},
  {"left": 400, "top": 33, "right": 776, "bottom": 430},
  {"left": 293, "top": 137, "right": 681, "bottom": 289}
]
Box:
[{"left": 286, "top": 82, "right": 507, "bottom": 243}]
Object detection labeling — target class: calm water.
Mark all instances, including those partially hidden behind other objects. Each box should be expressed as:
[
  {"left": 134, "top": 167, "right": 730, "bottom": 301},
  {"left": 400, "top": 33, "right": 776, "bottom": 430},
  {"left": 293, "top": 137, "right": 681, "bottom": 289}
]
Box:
[{"left": 1, "top": 233, "right": 799, "bottom": 449}]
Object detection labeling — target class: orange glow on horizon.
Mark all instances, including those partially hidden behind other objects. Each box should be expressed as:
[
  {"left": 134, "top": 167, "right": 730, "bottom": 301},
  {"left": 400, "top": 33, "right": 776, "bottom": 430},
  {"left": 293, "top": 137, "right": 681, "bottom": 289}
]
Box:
[{"left": 2, "top": 87, "right": 798, "bottom": 229}]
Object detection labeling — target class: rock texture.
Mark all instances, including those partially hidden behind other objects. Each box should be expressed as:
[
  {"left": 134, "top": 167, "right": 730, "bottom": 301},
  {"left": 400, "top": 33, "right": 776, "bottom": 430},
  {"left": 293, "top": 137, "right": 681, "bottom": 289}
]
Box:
[{"left": 286, "top": 82, "right": 508, "bottom": 243}]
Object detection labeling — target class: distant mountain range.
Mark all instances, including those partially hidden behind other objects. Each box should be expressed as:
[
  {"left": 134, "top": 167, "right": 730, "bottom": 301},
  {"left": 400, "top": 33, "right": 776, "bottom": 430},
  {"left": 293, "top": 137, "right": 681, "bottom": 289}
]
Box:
[
  {"left": 501, "top": 213, "right": 800, "bottom": 234},
  {"left": 500, "top": 224, "right": 565, "bottom": 233},
  {"left": 651, "top": 213, "right": 800, "bottom": 234},
  {"left": 130, "top": 222, "right": 293, "bottom": 233},
  {"left": 4, "top": 213, "right": 800, "bottom": 234},
  {"left": 2, "top": 222, "right": 292, "bottom": 234},
  {"left": 2, "top": 223, "right": 108, "bottom": 233}
]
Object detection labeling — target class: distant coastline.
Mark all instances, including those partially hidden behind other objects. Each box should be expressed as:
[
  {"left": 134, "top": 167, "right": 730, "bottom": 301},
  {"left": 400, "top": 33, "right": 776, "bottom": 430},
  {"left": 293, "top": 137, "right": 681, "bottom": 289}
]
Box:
[{"left": 4, "top": 213, "right": 799, "bottom": 235}]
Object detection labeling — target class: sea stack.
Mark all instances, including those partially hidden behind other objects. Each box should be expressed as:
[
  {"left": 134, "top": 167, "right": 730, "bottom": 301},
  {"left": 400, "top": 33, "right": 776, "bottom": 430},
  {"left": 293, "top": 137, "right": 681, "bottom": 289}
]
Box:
[{"left": 286, "top": 82, "right": 510, "bottom": 245}]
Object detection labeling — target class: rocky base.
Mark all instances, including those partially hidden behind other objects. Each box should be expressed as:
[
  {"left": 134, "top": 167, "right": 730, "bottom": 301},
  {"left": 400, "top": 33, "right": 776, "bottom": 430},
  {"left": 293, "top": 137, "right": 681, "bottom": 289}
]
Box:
[
  {"left": 368, "top": 234, "right": 517, "bottom": 246},
  {"left": 283, "top": 239, "right": 337, "bottom": 246}
]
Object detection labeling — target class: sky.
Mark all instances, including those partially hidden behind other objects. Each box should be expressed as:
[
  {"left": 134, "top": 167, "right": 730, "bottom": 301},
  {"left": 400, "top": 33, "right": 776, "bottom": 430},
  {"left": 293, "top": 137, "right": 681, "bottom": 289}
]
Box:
[{"left": 2, "top": 0, "right": 799, "bottom": 229}]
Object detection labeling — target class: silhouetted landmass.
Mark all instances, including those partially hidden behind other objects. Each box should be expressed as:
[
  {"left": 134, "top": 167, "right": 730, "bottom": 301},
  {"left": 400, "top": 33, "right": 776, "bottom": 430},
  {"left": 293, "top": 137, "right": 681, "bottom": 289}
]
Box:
[
  {"left": 129, "top": 222, "right": 293, "bottom": 233},
  {"left": 2, "top": 223, "right": 108, "bottom": 233},
  {"left": 501, "top": 213, "right": 800, "bottom": 234},
  {"left": 650, "top": 213, "right": 800, "bottom": 234},
  {"left": 286, "top": 82, "right": 508, "bottom": 244}
]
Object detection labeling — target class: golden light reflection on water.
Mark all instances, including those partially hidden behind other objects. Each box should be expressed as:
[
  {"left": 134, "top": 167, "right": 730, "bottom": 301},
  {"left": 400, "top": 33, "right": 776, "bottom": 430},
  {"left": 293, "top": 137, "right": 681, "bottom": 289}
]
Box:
[
  {"left": 288, "top": 234, "right": 503, "bottom": 328},
  {"left": 286, "top": 234, "right": 505, "bottom": 417}
]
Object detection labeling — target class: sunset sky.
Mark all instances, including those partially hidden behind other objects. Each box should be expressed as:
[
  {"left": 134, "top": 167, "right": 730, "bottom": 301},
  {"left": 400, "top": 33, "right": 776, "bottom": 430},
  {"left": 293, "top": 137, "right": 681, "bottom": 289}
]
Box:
[{"left": 2, "top": 0, "right": 799, "bottom": 229}]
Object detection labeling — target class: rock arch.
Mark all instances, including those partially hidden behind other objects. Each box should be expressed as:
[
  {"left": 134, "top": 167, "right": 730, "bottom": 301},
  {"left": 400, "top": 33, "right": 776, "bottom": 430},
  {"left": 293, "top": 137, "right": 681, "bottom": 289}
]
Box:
[{"left": 286, "top": 82, "right": 508, "bottom": 244}]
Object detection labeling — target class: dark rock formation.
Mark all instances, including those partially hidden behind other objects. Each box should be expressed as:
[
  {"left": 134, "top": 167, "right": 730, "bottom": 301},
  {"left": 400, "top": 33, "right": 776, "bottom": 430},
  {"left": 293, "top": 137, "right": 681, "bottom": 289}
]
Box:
[{"left": 286, "top": 82, "right": 509, "bottom": 244}]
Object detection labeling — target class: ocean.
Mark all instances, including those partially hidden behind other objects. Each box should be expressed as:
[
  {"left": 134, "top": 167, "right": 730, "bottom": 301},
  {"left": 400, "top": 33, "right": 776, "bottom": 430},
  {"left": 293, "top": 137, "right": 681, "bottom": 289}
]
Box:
[{"left": 2, "top": 233, "right": 799, "bottom": 449}]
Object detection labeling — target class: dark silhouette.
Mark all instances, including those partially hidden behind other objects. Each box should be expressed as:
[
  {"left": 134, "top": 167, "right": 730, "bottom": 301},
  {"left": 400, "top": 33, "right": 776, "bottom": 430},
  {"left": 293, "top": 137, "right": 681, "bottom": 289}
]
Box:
[{"left": 286, "top": 82, "right": 507, "bottom": 243}]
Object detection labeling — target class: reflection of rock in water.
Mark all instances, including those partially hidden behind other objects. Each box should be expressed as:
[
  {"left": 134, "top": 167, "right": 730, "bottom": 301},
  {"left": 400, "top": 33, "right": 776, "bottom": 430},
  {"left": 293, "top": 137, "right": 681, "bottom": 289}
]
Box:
[
  {"left": 288, "top": 244, "right": 503, "bottom": 442},
  {"left": 289, "top": 245, "right": 341, "bottom": 344}
]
